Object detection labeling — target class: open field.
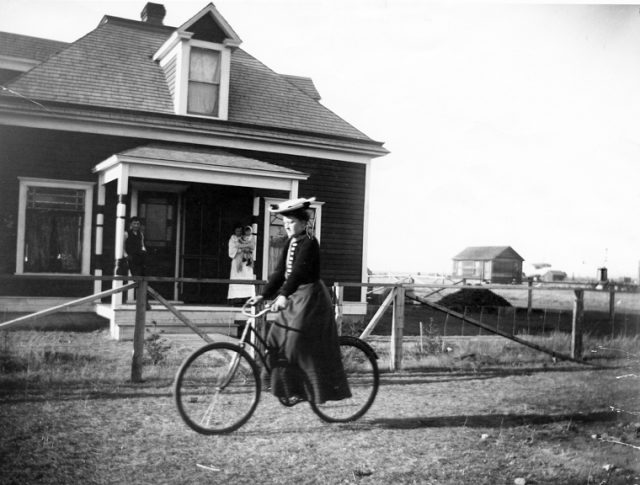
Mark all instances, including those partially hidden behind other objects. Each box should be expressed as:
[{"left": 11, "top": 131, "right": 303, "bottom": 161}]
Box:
[
  {"left": 1, "top": 330, "right": 639, "bottom": 484},
  {"left": 361, "top": 286, "right": 640, "bottom": 340}
]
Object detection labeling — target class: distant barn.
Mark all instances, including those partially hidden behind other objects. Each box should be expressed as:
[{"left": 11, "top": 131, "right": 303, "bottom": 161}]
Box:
[
  {"left": 540, "top": 270, "right": 567, "bottom": 282},
  {"left": 452, "top": 246, "right": 524, "bottom": 284}
]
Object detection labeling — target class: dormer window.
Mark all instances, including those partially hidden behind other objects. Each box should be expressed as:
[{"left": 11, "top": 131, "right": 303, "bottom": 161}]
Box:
[
  {"left": 153, "top": 4, "right": 241, "bottom": 121},
  {"left": 188, "top": 47, "right": 221, "bottom": 116},
  {"left": 187, "top": 47, "right": 221, "bottom": 117}
]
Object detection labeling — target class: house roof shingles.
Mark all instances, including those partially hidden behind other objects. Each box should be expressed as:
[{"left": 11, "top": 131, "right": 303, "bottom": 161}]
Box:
[
  {"left": 118, "top": 144, "right": 307, "bottom": 176},
  {"left": 0, "top": 32, "right": 68, "bottom": 62},
  {"left": 453, "top": 246, "right": 524, "bottom": 261},
  {"left": 2, "top": 16, "right": 378, "bottom": 145}
]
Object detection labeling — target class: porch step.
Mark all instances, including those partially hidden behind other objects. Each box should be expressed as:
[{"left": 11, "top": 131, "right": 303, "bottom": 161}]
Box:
[{"left": 98, "top": 303, "right": 254, "bottom": 341}]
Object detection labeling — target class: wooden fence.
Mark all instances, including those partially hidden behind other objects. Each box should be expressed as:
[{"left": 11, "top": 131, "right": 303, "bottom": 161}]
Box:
[
  {"left": 332, "top": 281, "right": 631, "bottom": 371},
  {"left": 1, "top": 275, "right": 631, "bottom": 379}
]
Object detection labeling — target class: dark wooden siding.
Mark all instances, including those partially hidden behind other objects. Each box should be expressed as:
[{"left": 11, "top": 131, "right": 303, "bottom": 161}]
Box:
[
  {"left": 0, "top": 126, "right": 368, "bottom": 299},
  {"left": 0, "top": 126, "right": 148, "bottom": 295},
  {"left": 236, "top": 149, "right": 366, "bottom": 300}
]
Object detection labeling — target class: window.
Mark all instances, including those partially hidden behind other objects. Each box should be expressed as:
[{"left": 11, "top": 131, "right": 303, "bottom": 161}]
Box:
[
  {"left": 16, "top": 178, "right": 94, "bottom": 274},
  {"left": 456, "top": 260, "right": 480, "bottom": 278},
  {"left": 262, "top": 198, "right": 323, "bottom": 278},
  {"left": 187, "top": 47, "right": 221, "bottom": 116}
]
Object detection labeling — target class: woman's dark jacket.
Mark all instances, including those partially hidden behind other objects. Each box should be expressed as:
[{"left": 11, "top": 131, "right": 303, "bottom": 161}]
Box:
[{"left": 262, "top": 235, "right": 320, "bottom": 299}]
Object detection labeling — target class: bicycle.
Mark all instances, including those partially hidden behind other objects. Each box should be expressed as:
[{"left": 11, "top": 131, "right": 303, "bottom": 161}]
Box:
[{"left": 173, "top": 302, "right": 380, "bottom": 434}]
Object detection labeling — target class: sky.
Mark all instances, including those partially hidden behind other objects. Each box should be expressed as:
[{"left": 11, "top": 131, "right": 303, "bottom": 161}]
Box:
[{"left": 2, "top": 0, "right": 639, "bottom": 279}]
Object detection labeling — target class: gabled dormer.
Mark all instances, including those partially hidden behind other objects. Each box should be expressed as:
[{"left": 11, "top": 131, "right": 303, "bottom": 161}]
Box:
[{"left": 152, "top": 3, "right": 241, "bottom": 120}]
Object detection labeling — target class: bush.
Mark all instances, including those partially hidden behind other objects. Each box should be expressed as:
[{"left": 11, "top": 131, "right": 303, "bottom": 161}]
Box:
[{"left": 144, "top": 325, "right": 171, "bottom": 365}]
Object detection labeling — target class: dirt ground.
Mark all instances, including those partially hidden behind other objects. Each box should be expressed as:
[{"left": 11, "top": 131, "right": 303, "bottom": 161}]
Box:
[{"left": 1, "top": 336, "right": 639, "bottom": 484}]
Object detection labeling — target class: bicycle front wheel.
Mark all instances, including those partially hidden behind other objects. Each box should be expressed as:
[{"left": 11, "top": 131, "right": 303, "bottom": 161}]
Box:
[
  {"left": 310, "top": 336, "right": 379, "bottom": 423},
  {"left": 174, "top": 342, "right": 261, "bottom": 434}
]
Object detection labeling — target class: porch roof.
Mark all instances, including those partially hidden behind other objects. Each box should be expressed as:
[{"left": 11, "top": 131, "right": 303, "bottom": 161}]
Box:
[{"left": 93, "top": 144, "right": 308, "bottom": 192}]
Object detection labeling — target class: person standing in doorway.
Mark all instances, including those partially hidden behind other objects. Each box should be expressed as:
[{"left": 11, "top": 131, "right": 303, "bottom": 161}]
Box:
[
  {"left": 227, "top": 223, "right": 256, "bottom": 306},
  {"left": 124, "top": 216, "right": 147, "bottom": 277},
  {"left": 122, "top": 216, "right": 151, "bottom": 310}
]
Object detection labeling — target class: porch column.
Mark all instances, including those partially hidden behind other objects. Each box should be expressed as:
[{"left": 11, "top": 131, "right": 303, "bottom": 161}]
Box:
[
  {"left": 93, "top": 175, "right": 106, "bottom": 295},
  {"left": 126, "top": 189, "right": 139, "bottom": 303},
  {"left": 290, "top": 180, "right": 299, "bottom": 199},
  {"left": 112, "top": 168, "right": 129, "bottom": 307},
  {"left": 252, "top": 197, "right": 259, "bottom": 280}
]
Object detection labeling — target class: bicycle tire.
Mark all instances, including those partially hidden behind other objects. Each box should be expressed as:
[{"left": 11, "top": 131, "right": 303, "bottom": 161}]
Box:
[
  {"left": 174, "top": 342, "right": 261, "bottom": 434},
  {"left": 310, "top": 336, "right": 379, "bottom": 423}
]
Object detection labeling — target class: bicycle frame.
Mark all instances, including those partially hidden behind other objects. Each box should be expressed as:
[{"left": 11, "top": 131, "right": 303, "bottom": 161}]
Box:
[
  {"left": 173, "top": 301, "right": 380, "bottom": 433},
  {"left": 236, "top": 303, "right": 272, "bottom": 372}
]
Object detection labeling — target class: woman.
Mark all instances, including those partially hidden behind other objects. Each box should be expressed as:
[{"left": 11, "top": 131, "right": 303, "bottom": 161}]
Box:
[
  {"left": 247, "top": 197, "right": 351, "bottom": 404},
  {"left": 227, "top": 223, "right": 256, "bottom": 305}
]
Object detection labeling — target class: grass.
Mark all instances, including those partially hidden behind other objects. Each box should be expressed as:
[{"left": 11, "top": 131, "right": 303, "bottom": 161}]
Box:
[{"left": 1, "top": 329, "right": 640, "bottom": 484}]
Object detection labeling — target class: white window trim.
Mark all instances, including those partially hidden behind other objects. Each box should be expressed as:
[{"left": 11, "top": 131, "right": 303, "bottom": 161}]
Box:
[
  {"left": 157, "top": 35, "right": 231, "bottom": 120},
  {"left": 16, "top": 177, "right": 95, "bottom": 275},
  {"left": 261, "top": 197, "right": 324, "bottom": 279}
]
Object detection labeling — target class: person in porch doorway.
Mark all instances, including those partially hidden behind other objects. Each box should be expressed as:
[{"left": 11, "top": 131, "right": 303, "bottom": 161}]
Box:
[
  {"left": 246, "top": 197, "right": 351, "bottom": 405},
  {"left": 122, "top": 216, "right": 151, "bottom": 310},
  {"left": 227, "top": 223, "right": 256, "bottom": 306},
  {"left": 124, "top": 216, "right": 147, "bottom": 277}
]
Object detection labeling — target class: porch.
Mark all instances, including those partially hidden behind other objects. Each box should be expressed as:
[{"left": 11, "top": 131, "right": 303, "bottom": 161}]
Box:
[
  {"left": 91, "top": 143, "right": 310, "bottom": 307},
  {"left": 0, "top": 275, "right": 366, "bottom": 341}
]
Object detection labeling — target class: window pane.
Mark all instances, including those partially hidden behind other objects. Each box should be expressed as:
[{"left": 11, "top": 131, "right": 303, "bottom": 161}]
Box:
[
  {"left": 27, "top": 186, "right": 84, "bottom": 211},
  {"left": 188, "top": 82, "right": 219, "bottom": 115},
  {"left": 145, "top": 203, "right": 168, "bottom": 243},
  {"left": 24, "top": 210, "right": 82, "bottom": 273},
  {"left": 189, "top": 48, "right": 221, "bottom": 83}
]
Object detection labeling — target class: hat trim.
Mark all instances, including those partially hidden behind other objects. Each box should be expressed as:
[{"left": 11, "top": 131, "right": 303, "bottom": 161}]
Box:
[{"left": 269, "top": 197, "right": 316, "bottom": 214}]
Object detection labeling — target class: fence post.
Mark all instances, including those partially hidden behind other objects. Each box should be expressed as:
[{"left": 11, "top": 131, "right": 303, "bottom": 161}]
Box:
[
  {"left": 527, "top": 278, "right": 533, "bottom": 316},
  {"left": 571, "top": 289, "right": 584, "bottom": 360},
  {"left": 333, "top": 283, "right": 344, "bottom": 336},
  {"left": 390, "top": 286, "right": 405, "bottom": 371},
  {"left": 131, "top": 279, "right": 147, "bottom": 383},
  {"left": 608, "top": 287, "right": 616, "bottom": 338}
]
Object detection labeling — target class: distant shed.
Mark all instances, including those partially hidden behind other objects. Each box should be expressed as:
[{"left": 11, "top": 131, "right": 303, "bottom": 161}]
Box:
[
  {"left": 452, "top": 246, "right": 524, "bottom": 284},
  {"left": 540, "top": 270, "right": 567, "bottom": 282}
]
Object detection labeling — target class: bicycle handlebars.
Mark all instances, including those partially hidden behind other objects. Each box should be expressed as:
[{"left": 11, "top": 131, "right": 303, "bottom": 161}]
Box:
[{"left": 241, "top": 301, "right": 273, "bottom": 318}]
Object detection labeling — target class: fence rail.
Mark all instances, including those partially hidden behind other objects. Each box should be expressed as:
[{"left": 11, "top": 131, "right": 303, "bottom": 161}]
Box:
[
  {"left": 2, "top": 275, "right": 638, "bottom": 378},
  {"left": 334, "top": 281, "right": 640, "bottom": 371}
]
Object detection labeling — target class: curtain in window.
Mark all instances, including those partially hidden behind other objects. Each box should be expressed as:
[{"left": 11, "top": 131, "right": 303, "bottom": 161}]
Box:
[
  {"left": 188, "top": 48, "right": 221, "bottom": 116},
  {"left": 24, "top": 211, "right": 82, "bottom": 273}
]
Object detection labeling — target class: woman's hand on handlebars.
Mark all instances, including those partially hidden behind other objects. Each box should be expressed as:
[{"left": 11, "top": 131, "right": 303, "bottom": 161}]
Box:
[
  {"left": 270, "top": 295, "right": 288, "bottom": 312},
  {"left": 246, "top": 295, "right": 263, "bottom": 307}
]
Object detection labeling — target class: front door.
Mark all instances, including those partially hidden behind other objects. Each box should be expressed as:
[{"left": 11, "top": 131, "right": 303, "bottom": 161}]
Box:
[
  {"left": 180, "top": 185, "right": 254, "bottom": 304},
  {"left": 138, "top": 192, "right": 178, "bottom": 300}
]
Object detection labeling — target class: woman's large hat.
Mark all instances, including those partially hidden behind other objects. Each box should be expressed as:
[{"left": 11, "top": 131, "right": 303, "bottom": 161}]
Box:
[{"left": 269, "top": 197, "right": 316, "bottom": 214}]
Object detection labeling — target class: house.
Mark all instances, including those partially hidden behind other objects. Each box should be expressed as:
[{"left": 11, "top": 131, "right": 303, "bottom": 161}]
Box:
[
  {"left": 540, "top": 270, "right": 567, "bottom": 282},
  {"left": 452, "top": 246, "right": 524, "bottom": 284},
  {"left": 0, "top": 3, "right": 388, "bottom": 338}
]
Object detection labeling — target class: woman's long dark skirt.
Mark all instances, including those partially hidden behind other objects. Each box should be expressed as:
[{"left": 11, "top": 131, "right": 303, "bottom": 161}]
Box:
[{"left": 266, "top": 280, "right": 351, "bottom": 403}]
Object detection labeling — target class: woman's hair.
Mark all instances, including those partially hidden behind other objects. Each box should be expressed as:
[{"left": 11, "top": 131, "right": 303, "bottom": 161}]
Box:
[
  {"left": 281, "top": 207, "right": 310, "bottom": 222},
  {"left": 232, "top": 222, "right": 244, "bottom": 231}
]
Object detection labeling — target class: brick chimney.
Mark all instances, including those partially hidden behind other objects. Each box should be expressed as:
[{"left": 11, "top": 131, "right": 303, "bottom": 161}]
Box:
[{"left": 140, "top": 2, "right": 166, "bottom": 25}]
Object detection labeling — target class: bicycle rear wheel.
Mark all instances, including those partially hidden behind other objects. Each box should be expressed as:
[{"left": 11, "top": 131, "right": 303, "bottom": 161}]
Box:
[
  {"left": 174, "top": 342, "right": 261, "bottom": 434},
  {"left": 310, "top": 336, "right": 379, "bottom": 423}
]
